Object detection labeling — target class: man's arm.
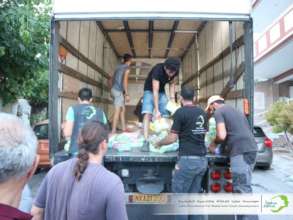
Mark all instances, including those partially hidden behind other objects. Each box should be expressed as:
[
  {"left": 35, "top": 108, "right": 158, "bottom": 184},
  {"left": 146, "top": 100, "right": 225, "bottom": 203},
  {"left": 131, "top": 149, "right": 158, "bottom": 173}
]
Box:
[
  {"left": 209, "top": 110, "right": 227, "bottom": 153},
  {"left": 156, "top": 132, "right": 178, "bottom": 148},
  {"left": 63, "top": 107, "right": 74, "bottom": 138},
  {"left": 169, "top": 80, "right": 176, "bottom": 102},
  {"left": 216, "top": 122, "right": 227, "bottom": 141},
  {"left": 123, "top": 69, "right": 130, "bottom": 102},
  {"left": 31, "top": 206, "right": 44, "bottom": 220},
  {"left": 152, "top": 79, "right": 161, "bottom": 118},
  {"left": 63, "top": 121, "right": 73, "bottom": 138}
]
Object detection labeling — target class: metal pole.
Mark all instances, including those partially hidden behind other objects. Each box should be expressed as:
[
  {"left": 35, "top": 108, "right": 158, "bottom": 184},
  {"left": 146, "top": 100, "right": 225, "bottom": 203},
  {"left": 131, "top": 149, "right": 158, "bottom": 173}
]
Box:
[
  {"left": 228, "top": 21, "right": 234, "bottom": 88},
  {"left": 195, "top": 33, "right": 200, "bottom": 101},
  {"left": 244, "top": 19, "right": 254, "bottom": 128},
  {"left": 49, "top": 17, "right": 60, "bottom": 157}
]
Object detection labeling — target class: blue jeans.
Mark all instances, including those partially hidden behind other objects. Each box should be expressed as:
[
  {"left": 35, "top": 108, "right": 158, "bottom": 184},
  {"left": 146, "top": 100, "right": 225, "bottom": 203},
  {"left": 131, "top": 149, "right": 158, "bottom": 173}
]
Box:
[
  {"left": 172, "top": 156, "right": 208, "bottom": 220},
  {"left": 231, "top": 152, "right": 259, "bottom": 220},
  {"left": 141, "top": 90, "right": 169, "bottom": 116}
]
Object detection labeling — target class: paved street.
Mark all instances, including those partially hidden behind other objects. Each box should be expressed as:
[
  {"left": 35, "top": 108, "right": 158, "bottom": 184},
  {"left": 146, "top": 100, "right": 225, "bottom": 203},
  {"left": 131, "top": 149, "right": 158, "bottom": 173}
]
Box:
[{"left": 29, "top": 152, "right": 293, "bottom": 220}]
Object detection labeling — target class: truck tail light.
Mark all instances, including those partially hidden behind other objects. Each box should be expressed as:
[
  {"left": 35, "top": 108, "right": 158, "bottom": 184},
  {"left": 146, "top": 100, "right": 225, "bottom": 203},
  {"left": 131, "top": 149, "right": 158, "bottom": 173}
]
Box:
[
  {"left": 224, "top": 182, "right": 233, "bottom": 193},
  {"left": 264, "top": 137, "right": 273, "bottom": 148},
  {"left": 224, "top": 170, "right": 232, "bottom": 180},
  {"left": 210, "top": 170, "right": 221, "bottom": 180},
  {"left": 210, "top": 183, "right": 221, "bottom": 193},
  {"left": 243, "top": 98, "right": 250, "bottom": 116}
]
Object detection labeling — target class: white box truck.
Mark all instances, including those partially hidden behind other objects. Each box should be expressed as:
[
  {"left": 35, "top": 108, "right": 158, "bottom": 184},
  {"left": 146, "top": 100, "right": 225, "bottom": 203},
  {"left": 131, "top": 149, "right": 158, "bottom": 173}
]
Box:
[{"left": 50, "top": 1, "right": 254, "bottom": 219}]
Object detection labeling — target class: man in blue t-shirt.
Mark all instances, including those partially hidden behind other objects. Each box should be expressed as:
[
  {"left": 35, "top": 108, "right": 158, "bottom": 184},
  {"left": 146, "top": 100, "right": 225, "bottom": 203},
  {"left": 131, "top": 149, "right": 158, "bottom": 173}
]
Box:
[{"left": 63, "top": 88, "right": 108, "bottom": 155}]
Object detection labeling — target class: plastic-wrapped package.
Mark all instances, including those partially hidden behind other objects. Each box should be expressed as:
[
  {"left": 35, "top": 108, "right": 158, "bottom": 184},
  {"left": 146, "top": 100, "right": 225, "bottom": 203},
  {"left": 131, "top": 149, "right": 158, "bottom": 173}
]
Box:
[
  {"left": 205, "top": 117, "right": 216, "bottom": 146},
  {"left": 166, "top": 101, "right": 180, "bottom": 115},
  {"left": 150, "top": 118, "right": 172, "bottom": 133},
  {"left": 149, "top": 141, "right": 179, "bottom": 153},
  {"left": 108, "top": 132, "right": 144, "bottom": 152},
  {"left": 149, "top": 130, "right": 179, "bottom": 153}
]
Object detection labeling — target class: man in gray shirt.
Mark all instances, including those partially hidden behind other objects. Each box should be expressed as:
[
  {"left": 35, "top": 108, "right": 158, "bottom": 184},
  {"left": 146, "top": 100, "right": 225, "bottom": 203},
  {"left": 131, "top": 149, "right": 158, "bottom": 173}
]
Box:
[
  {"left": 110, "top": 53, "right": 132, "bottom": 134},
  {"left": 206, "top": 95, "right": 258, "bottom": 220}
]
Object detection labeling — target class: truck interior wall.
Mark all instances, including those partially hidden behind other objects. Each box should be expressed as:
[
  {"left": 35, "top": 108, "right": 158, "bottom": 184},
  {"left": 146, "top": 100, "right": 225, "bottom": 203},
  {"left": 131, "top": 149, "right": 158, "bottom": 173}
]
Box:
[
  {"left": 57, "top": 20, "right": 118, "bottom": 122},
  {"left": 182, "top": 21, "right": 246, "bottom": 112}
]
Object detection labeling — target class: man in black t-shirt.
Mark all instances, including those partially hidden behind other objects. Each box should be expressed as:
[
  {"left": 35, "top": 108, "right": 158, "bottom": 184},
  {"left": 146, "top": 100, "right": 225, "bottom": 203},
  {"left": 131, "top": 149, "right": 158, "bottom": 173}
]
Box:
[
  {"left": 155, "top": 86, "right": 208, "bottom": 200},
  {"left": 141, "top": 57, "right": 181, "bottom": 150}
]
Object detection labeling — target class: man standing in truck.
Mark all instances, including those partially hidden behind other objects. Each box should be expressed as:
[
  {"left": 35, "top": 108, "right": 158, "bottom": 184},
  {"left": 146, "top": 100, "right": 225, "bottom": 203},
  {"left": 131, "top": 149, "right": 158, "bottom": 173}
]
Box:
[
  {"left": 142, "top": 57, "right": 181, "bottom": 150},
  {"left": 110, "top": 53, "right": 133, "bottom": 134},
  {"left": 206, "top": 95, "right": 258, "bottom": 220},
  {"left": 155, "top": 86, "right": 208, "bottom": 220},
  {"left": 63, "top": 87, "right": 108, "bottom": 156}
]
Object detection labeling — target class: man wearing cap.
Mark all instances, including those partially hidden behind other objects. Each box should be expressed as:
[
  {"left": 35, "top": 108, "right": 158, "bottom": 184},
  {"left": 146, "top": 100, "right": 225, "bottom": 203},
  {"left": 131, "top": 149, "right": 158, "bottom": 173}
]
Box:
[
  {"left": 155, "top": 86, "right": 208, "bottom": 220},
  {"left": 141, "top": 57, "right": 181, "bottom": 150},
  {"left": 206, "top": 95, "right": 258, "bottom": 220}
]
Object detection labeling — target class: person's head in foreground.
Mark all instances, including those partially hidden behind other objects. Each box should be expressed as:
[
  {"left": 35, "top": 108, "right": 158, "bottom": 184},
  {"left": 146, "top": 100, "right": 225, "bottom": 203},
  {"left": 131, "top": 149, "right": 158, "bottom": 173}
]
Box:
[
  {"left": 74, "top": 121, "right": 109, "bottom": 181},
  {"left": 78, "top": 87, "right": 93, "bottom": 104},
  {"left": 164, "top": 57, "right": 181, "bottom": 78},
  {"left": 0, "top": 113, "right": 38, "bottom": 212},
  {"left": 205, "top": 95, "right": 225, "bottom": 113},
  {"left": 180, "top": 86, "right": 195, "bottom": 104}
]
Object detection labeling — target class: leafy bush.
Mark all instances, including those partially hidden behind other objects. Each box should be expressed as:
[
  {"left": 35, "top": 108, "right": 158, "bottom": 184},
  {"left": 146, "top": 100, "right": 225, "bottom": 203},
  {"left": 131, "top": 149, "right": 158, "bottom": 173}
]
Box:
[
  {"left": 266, "top": 100, "right": 293, "bottom": 150},
  {"left": 0, "top": 0, "right": 51, "bottom": 106},
  {"left": 266, "top": 101, "right": 293, "bottom": 134}
]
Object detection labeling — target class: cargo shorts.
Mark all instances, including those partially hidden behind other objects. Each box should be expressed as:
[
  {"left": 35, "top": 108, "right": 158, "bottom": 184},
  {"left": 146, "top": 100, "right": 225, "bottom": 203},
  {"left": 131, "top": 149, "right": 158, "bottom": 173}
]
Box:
[{"left": 111, "top": 88, "right": 125, "bottom": 107}]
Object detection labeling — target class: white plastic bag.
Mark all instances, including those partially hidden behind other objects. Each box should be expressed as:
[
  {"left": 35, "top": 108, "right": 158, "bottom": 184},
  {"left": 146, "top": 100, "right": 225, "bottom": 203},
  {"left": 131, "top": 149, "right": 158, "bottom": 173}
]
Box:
[
  {"left": 166, "top": 101, "right": 180, "bottom": 115},
  {"left": 150, "top": 118, "right": 172, "bottom": 133}
]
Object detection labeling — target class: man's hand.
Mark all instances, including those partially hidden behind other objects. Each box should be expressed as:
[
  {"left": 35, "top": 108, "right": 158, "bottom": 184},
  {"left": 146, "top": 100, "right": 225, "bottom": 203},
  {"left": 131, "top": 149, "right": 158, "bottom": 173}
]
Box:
[
  {"left": 208, "top": 141, "right": 217, "bottom": 154},
  {"left": 125, "top": 94, "right": 130, "bottom": 103},
  {"left": 154, "top": 109, "right": 161, "bottom": 120},
  {"left": 153, "top": 141, "right": 161, "bottom": 149}
]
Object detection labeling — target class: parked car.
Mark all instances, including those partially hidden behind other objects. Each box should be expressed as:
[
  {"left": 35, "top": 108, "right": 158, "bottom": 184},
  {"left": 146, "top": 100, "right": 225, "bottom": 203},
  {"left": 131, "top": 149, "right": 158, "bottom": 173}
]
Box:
[
  {"left": 253, "top": 126, "right": 273, "bottom": 169},
  {"left": 33, "top": 120, "right": 50, "bottom": 168}
]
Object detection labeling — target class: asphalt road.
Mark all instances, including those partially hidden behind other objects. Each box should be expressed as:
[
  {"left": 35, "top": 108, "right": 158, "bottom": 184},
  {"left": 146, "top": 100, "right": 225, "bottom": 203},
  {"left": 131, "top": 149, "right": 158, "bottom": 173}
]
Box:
[{"left": 28, "top": 152, "right": 293, "bottom": 220}]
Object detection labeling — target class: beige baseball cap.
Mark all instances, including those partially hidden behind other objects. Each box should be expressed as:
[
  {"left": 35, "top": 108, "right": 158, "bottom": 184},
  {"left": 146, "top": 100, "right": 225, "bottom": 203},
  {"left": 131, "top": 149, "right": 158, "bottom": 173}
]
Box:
[{"left": 205, "top": 95, "right": 224, "bottom": 111}]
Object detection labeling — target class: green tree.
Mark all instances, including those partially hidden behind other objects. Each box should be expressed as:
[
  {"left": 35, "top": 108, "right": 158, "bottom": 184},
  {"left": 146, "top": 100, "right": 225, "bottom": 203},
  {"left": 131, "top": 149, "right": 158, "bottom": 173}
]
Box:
[
  {"left": 266, "top": 100, "right": 293, "bottom": 151},
  {"left": 0, "top": 0, "right": 51, "bottom": 107}
]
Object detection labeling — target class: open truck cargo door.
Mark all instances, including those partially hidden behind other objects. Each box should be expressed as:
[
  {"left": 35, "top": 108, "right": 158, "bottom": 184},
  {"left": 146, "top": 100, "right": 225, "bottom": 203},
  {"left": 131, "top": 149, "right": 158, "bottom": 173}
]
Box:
[{"left": 49, "top": 1, "right": 254, "bottom": 219}]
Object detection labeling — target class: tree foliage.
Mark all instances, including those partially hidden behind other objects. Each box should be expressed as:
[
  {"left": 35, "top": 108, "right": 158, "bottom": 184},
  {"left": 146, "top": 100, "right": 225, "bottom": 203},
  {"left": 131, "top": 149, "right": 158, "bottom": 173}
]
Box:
[
  {"left": 266, "top": 100, "right": 293, "bottom": 151},
  {"left": 266, "top": 100, "right": 293, "bottom": 134},
  {"left": 0, "top": 0, "right": 51, "bottom": 106}
]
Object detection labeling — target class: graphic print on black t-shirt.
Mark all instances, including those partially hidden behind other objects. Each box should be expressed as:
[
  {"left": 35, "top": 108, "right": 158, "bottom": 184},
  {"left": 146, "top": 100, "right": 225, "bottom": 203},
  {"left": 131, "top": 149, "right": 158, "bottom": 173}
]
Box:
[
  {"left": 171, "top": 105, "right": 208, "bottom": 156},
  {"left": 193, "top": 115, "right": 206, "bottom": 135}
]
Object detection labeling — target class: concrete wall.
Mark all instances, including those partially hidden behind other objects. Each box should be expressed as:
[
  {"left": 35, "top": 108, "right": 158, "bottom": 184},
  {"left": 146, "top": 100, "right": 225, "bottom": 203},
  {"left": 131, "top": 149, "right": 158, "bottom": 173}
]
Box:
[
  {"left": 254, "top": 79, "right": 293, "bottom": 113},
  {"left": 254, "top": 80, "right": 279, "bottom": 112},
  {"left": 279, "top": 81, "right": 293, "bottom": 98}
]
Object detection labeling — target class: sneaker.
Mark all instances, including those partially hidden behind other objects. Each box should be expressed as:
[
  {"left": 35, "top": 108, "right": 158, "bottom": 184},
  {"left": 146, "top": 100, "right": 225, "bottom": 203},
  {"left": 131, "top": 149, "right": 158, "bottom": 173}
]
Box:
[{"left": 141, "top": 140, "right": 150, "bottom": 152}]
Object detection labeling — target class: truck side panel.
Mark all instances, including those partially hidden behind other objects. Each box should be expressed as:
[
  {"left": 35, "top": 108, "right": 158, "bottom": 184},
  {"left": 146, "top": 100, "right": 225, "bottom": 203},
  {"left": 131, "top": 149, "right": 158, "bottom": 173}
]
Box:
[
  {"left": 49, "top": 20, "right": 119, "bottom": 153},
  {"left": 182, "top": 21, "right": 248, "bottom": 114}
]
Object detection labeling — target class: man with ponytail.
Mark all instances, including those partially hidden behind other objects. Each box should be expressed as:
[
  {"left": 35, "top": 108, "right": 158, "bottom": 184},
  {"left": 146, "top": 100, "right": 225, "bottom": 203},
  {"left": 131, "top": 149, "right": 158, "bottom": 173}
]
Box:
[{"left": 31, "top": 122, "right": 128, "bottom": 220}]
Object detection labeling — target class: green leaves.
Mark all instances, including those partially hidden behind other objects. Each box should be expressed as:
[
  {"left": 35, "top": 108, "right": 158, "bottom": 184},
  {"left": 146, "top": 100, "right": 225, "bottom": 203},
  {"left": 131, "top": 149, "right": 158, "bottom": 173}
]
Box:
[
  {"left": 266, "top": 101, "right": 293, "bottom": 134},
  {"left": 0, "top": 0, "right": 51, "bottom": 106}
]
